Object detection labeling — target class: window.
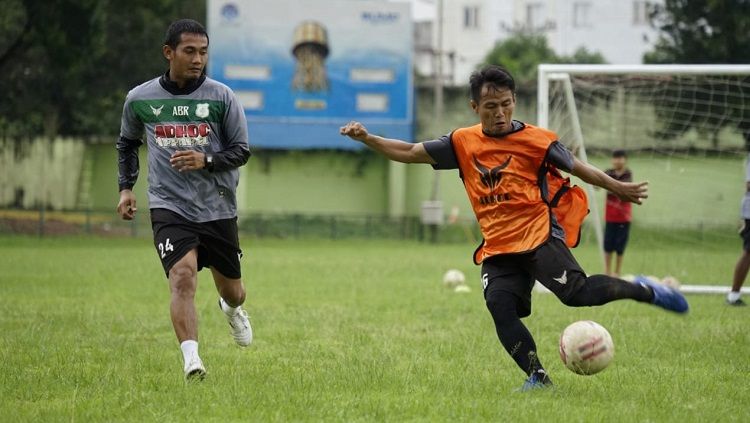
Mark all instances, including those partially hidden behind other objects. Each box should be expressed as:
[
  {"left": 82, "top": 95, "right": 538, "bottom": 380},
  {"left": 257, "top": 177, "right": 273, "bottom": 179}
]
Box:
[
  {"left": 633, "top": 1, "right": 654, "bottom": 25},
  {"left": 463, "top": 5, "right": 480, "bottom": 29},
  {"left": 572, "top": 2, "right": 591, "bottom": 28},
  {"left": 525, "top": 2, "right": 544, "bottom": 30}
]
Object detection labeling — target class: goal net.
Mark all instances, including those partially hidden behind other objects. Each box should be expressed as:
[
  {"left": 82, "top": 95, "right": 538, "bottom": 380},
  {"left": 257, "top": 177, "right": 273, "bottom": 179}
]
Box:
[{"left": 537, "top": 64, "right": 750, "bottom": 292}]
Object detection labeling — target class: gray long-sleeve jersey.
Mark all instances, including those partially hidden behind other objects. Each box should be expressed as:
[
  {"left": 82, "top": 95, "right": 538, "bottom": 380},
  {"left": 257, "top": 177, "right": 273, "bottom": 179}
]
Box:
[{"left": 119, "top": 74, "right": 250, "bottom": 222}]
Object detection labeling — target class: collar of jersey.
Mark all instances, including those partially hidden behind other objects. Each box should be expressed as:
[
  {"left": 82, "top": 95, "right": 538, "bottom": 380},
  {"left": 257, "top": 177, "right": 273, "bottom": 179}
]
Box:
[
  {"left": 481, "top": 120, "right": 525, "bottom": 139},
  {"left": 159, "top": 70, "right": 206, "bottom": 95}
]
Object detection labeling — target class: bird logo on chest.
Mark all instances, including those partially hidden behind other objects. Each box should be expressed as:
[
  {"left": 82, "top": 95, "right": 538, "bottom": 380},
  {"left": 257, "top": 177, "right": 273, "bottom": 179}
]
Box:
[{"left": 473, "top": 155, "right": 512, "bottom": 190}]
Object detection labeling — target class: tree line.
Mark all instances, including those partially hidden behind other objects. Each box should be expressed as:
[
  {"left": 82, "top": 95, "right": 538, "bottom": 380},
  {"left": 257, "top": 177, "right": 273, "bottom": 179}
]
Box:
[
  {"left": 0, "top": 0, "right": 204, "bottom": 141},
  {"left": 1, "top": 0, "right": 748, "bottom": 146}
]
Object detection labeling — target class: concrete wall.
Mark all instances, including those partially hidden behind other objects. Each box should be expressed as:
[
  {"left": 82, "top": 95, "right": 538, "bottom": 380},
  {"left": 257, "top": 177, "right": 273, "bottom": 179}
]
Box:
[
  {"left": 240, "top": 151, "right": 390, "bottom": 215},
  {"left": 1, "top": 89, "right": 528, "bottom": 220},
  {"left": 79, "top": 143, "right": 471, "bottom": 218},
  {"left": 87, "top": 144, "right": 150, "bottom": 212},
  {"left": 0, "top": 138, "right": 85, "bottom": 210},
  {"left": 82, "top": 145, "right": 395, "bottom": 215}
]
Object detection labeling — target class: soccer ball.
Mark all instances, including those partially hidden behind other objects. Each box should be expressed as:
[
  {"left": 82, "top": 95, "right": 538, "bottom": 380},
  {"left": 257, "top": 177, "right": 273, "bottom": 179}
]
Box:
[
  {"left": 442, "top": 269, "right": 466, "bottom": 288},
  {"left": 559, "top": 320, "right": 614, "bottom": 375}
]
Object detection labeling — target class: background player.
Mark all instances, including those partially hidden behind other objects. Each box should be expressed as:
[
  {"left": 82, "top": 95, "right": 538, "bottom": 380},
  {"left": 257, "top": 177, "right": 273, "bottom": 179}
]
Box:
[
  {"left": 116, "top": 19, "right": 253, "bottom": 380},
  {"left": 340, "top": 66, "right": 688, "bottom": 391},
  {"left": 728, "top": 154, "right": 750, "bottom": 306},
  {"left": 603, "top": 150, "right": 633, "bottom": 276}
]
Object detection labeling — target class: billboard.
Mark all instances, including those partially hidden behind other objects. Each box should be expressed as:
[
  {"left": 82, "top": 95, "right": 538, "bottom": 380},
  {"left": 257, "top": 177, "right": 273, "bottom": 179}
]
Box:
[{"left": 207, "top": 0, "right": 414, "bottom": 149}]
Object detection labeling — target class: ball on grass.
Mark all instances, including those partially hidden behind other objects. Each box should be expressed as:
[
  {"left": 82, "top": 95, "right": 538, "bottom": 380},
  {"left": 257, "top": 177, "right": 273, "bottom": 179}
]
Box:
[
  {"left": 442, "top": 269, "right": 466, "bottom": 288},
  {"left": 559, "top": 320, "right": 615, "bottom": 375}
]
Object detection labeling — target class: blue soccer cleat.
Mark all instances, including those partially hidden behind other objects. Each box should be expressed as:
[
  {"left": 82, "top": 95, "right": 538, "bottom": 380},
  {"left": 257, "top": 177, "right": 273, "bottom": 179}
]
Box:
[
  {"left": 518, "top": 370, "right": 554, "bottom": 392},
  {"left": 635, "top": 275, "right": 689, "bottom": 314}
]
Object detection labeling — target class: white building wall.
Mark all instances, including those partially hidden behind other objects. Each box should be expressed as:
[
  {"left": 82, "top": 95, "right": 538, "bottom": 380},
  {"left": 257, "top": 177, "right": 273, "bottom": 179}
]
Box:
[
  {"left": 403, "top": 0, "right": 661, "bottom": 85},
  {"left": 438, "top": 0, "right": 488, "bottom": 84},
  {"left": 541, "top": 0, "right": 660, "bottom": 64}
]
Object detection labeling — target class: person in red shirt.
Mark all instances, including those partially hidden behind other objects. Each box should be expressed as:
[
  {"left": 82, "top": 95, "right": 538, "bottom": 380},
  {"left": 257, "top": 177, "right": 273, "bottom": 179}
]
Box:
[{"left": 604, "top": 150, "right": 633, "bottom": 276}]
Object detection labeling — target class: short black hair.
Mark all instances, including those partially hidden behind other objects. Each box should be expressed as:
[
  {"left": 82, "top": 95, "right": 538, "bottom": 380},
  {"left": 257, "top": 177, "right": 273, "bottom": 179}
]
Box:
[
  {"left": 612, "top": 149, "right": 627, "bottom": 158},
  {"left": 164, "top": 19, "right": 209, "bottom": 49},
  {"left": 469, "top": 65, "right": 516, "bottom": 103}
]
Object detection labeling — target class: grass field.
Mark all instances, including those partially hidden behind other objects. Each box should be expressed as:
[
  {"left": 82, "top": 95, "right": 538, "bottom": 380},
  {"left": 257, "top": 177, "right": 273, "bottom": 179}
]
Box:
[{"left": 0, "top": 233, "right": 747, "bottom": 422}]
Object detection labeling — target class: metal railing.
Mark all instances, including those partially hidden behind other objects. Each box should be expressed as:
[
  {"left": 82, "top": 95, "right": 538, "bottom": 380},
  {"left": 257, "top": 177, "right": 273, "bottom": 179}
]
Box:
[{"left": 0, "top": 208, "right": 482, "bottom": 243}]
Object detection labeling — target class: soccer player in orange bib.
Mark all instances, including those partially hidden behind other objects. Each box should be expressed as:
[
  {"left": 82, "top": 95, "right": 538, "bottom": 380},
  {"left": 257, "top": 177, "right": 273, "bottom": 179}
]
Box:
[{"left": 340, "top": 66, "right": 688, "bottom": 391}]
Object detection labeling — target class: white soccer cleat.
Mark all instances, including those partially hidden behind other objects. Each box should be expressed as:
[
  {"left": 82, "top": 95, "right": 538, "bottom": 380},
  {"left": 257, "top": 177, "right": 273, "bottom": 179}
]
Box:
[
  {"left": 183, "top": 355, "right": 206, "bottom": 381},
  {"left": 219, "top": 298, "right": 253, "bottom": 347}
]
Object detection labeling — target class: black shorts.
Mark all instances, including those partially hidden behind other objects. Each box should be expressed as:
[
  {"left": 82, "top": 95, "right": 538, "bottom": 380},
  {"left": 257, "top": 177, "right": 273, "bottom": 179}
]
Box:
[
  {"left": 481, "top": 238, "right": 586, "bottom": 318},
  {"left": 150, "top": 208, "right": 243, "bottom": 279},
  {"left": 604, "top": 222, "right": 630, "bottom": 255},
  {"left": 741, "top": 219, "right": 750, "bottom": 252}
]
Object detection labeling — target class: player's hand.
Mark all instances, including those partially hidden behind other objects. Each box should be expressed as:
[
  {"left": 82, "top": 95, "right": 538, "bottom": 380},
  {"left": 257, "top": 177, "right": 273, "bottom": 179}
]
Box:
[
  {"left": 614, "top": 181, "right": 649, "bottom": 205},
  {"left": 339, "top": 121, "right": 370, "bottom": 142},
  {"left": 117, "top": 189, "right": 137, "bottom": 220},
  {"left": 170, "top": 150, "right": 206, "bottom": 172}
]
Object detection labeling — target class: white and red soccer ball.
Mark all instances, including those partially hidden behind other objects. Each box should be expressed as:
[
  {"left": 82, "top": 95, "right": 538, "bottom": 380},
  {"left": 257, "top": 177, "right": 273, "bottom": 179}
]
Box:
[{"left": 559, "top": 320, "right": 615, "bottom": 375}]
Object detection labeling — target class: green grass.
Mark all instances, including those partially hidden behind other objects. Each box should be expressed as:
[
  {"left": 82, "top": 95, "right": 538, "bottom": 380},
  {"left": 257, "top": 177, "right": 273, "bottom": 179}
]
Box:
[{"left": 0, "top": 235, "right": 747, "bottom": 422}]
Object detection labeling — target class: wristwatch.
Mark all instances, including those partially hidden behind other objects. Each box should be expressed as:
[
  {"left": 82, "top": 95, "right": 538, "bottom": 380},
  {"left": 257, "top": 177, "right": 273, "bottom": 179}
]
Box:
[{"left": 204, "top": 154, "right": 214, "bottom": 172}]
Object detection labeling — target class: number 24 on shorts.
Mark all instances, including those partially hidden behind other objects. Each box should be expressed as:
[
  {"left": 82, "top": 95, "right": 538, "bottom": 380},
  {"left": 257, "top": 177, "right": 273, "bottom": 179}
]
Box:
[{"left": 158, "top": 238, "right": 174, "bottom": 258}]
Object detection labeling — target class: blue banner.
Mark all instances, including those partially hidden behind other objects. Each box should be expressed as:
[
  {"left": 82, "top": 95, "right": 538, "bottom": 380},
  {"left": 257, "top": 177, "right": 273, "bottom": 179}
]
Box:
[{"left": 208, "top": 0, "right": 414, "bottom": 149}]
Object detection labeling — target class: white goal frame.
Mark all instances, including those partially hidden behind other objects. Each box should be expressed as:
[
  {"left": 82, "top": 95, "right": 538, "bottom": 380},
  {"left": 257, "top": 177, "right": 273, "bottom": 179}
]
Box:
[{"left": 537, "top": 64, "right": 750, "bottom": 294}]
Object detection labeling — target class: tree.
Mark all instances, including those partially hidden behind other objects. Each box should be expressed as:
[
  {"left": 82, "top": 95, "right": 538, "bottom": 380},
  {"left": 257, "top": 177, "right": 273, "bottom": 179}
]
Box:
[
  {"left": 644, "top": 0, "right": 750, "bottom": 64},
  {"left": 644, "top": 0, "right": 750, "bottom": 148},
  {"left": 0, "top": 0, "right": 206, "bottom": 141},
  {"left": 482, "top": 32, "right": 558, "bottom": 86},
  {"left": 559, "top": 47, "right": 606, "bottom": 65},
  {"left": 482, "top": 32, "right": 606, "bottom": 87}
]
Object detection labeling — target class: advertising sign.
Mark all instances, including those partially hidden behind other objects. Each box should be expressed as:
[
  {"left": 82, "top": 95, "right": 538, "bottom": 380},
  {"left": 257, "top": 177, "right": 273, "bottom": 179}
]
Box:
[{"left": 208, "top": 0, "right": 414, "bottom": 149}]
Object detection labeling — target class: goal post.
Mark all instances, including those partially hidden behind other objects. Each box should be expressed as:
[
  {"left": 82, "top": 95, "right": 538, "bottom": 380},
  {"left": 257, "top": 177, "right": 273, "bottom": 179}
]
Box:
[
  {"left": 539, "top": 70, "right": 606, "bottom": 268},
  {"left": 537, "top": 64, "right": 750, "bottom": 292},
  {"left": 538, "top": 64, "right": 750, "bottom": 130}
]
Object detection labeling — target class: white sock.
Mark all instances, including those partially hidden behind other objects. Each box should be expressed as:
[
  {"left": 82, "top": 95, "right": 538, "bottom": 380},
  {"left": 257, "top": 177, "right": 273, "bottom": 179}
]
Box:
[
  {"left": 220, "top": 298, "right": 239, "bottom": 316},
  {"left": 728, "top": 291, "right": 741, "bottom": 302},
  {"left": 180, "top": 340, "right": 199, "bottom": 364}
]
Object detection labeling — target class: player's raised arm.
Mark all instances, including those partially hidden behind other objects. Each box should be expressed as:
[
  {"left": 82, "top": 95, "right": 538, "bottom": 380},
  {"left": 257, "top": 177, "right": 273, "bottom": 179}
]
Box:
[
  {"left": 570, "top": 157, "right": 648, "bottom": 204},
  {"left": 339, "top": 121, "right": 436, "bottom": 165}
]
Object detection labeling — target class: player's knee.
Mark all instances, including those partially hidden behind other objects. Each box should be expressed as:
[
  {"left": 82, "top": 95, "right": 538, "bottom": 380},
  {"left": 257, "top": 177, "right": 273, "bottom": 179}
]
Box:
[
  {"left": 551, "top": 273, "right": 588, "bottom": 307},
  {"left": 560, "top": 294, "right": 585, "bottom": 307},
  {"left": 485, "top": 293, "right": 518, "bottom": 321},
  {"left": 222, "top": 282, "right": 245, "bottom": 306},
  {"left": 169, "top": 264, "right": 197, "bottom": 296}
]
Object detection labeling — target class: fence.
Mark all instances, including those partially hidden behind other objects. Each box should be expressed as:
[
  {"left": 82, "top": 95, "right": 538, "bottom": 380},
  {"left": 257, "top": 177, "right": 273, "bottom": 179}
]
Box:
[{"left": 0, "top": 208, "right": 481, "bottom": 243}]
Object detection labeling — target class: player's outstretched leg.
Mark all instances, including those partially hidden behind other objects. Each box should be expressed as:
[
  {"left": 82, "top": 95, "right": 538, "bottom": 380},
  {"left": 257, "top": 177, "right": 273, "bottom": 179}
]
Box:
[
  {"left": 212, "top": 269, "right": 253, "bottom": 346},
  {"left": 484, "top": 288, "right": 552, "bottom": 391},
  {"left": 532, "top": 239, "right": 689, "bottom": 314},
  {"left": 631, "top": 275, "right": 689, "bottom": 313},
  {"left": 169, "top": 250, "right": 206, "bottom": 380}
]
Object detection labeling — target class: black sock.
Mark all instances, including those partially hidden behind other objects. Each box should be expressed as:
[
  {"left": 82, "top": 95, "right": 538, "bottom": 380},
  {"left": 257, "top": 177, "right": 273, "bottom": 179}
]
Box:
[
  {"left": 486, "top": 294, "right": 545, "bottom": 376},
  {"left": 566, "top": 274, "right": 654, "bottom": 306}
]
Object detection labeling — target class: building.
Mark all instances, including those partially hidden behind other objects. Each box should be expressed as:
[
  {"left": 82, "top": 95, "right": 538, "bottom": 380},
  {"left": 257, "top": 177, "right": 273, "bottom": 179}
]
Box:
[{"left": 405, "top": 0, "right": 662, "bottom": 85}]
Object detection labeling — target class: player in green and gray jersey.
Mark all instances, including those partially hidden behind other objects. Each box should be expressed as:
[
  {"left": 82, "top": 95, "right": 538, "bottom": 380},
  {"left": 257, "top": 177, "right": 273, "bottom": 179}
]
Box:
[{"left": 116, "top": 19, "right": 253, "bottom": 380}]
